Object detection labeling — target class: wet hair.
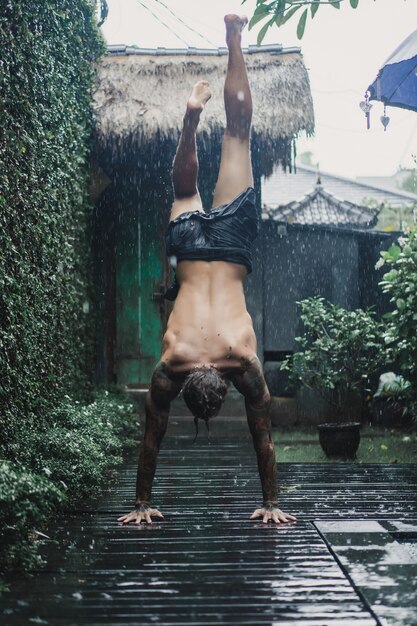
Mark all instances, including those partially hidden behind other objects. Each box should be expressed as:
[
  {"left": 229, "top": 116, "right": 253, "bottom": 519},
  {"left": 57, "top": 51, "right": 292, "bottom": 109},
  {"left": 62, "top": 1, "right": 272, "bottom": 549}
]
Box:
[{"left": 182, "top": 367, "right": 228, "bottom": 439}]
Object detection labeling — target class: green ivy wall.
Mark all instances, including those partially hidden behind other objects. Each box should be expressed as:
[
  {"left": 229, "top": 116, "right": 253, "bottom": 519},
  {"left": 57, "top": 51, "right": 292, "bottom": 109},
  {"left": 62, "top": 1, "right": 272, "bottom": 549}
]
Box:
[{"left": 0, "top": 1, "right": 105, "bottom": 455}]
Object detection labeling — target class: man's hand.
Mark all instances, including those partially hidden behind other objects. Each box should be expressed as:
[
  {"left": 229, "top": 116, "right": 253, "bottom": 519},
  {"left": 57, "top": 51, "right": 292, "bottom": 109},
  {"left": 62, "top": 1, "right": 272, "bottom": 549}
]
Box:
[
  {"left": 250, "top": 503, "right": 297, "bottom": 524},
  {"left": 117, "top": 503, "right": 164, "bottom": 525}
]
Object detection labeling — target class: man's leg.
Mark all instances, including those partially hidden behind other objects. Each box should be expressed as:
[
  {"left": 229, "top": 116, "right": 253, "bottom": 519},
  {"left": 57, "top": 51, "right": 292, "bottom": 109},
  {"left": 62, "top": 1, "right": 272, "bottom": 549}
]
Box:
[
  {"left": 170, "top": 80, "right": 212, "bottom": 221},
  {"left": 212, "top": 15, "right": 253, "bottom": 209}
]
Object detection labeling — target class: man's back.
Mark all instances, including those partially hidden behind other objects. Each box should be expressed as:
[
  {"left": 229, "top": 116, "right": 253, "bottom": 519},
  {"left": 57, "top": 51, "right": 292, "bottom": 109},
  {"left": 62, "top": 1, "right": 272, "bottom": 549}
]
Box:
[{"left": 161, "top": 259, "right": 257, "bottom": 374}]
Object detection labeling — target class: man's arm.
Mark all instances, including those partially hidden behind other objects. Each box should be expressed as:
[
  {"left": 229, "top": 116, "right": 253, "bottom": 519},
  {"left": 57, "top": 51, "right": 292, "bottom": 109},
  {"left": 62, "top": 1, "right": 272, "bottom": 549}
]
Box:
[
  {"left": 232, "top": 357, "right": 297, "bottom": 524},
  {"left": 117, "top": 363, "right": 181, "bottom": 525}
]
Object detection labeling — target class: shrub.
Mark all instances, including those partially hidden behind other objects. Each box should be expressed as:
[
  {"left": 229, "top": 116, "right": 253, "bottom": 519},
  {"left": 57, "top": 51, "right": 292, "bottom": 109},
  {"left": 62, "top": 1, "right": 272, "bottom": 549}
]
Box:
[
  {"left": 379, "top": 227, "right": 417, "bottom": 415},
  {"left": 14, "top": 391, "right": 138, "bottom": 503},
  {"left": 282, "top": 297, "right": 385, "bottom": 420},
  {"left": 1, "top": 390, "right": 138, "bottom": 574},
  {"left": 0, "top": 462, "right": 64, "bottom": 572}
]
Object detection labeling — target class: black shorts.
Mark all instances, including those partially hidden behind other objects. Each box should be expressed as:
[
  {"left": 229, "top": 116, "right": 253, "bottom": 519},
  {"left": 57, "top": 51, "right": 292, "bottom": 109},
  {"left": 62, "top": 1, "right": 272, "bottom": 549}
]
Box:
[
  {"left": 164, "top": 187, "right": 259, "bottom": 300},
  {"left": 166, "top": 187, "right": 259, "bottom": 272}
]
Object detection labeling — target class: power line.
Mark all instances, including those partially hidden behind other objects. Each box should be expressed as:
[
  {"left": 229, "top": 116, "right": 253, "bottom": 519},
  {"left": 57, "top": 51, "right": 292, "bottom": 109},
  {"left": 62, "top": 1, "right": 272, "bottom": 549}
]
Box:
[
  {"left": 136, "top": 0, "right": 190, "bottom": 47},
  {"left": 149, "top": 0, "right": 217, "bottom": 47}
]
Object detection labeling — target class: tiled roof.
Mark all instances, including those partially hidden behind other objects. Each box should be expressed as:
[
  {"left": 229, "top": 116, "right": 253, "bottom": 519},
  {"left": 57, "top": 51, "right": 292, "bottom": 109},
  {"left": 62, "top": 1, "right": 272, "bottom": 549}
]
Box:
[
  {"left": 262, "top": 182, "right": 379, "bottom": 229},
  {"left": 262, "top": 164, "right": 417, "bottom": 209}
]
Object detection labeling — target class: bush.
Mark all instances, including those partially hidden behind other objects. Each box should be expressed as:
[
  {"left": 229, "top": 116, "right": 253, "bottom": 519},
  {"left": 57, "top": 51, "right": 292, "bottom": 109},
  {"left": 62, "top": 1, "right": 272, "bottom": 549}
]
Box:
[
  {"left": 1, "top": 390, "right": 138, "bottom": 574},
  {"left": 379, "top": 227, "right": 417, "bottom": 416},
  {"left": 379, "top": 229, "right": 417, "bottom": 385},
  {"left": 14, "top": 391, "right": 138, "bottom": 504},
  {"left": 282, "top": 297, "right": 385, "bottom": 420},
  {"left": 0, "top": 462, "right": 64, "bottom": 572}
]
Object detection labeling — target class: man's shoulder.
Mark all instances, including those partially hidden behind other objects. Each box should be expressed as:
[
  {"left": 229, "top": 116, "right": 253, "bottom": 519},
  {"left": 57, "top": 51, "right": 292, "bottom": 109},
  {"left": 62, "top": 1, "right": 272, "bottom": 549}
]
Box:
[
  {"left": 151, "top": 362, "right": 183, "bottom": 397},
  {"left": 152, "top": 360, "right": 183, "bottom": 381}
]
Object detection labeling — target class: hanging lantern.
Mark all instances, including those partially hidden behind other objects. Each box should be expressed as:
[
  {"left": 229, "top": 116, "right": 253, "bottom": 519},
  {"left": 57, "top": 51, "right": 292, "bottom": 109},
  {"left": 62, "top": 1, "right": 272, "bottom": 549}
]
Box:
[
  {"left": 380, "top": 104, "right": 390, "bottom": 131},
  {"left": 359, "top": 91, "right": 372, "bottom": 129}
]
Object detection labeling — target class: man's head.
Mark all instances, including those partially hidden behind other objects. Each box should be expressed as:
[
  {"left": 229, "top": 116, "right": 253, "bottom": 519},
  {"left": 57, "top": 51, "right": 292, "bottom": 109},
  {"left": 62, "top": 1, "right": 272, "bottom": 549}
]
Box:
[{"left": 182, "top": 367, "right": 228, "bottom": 423}]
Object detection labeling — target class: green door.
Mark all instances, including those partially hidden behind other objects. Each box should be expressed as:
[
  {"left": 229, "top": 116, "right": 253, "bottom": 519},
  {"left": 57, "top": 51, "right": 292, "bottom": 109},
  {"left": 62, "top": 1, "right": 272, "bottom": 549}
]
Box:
[{"left": 115, "top": 198, "right": 167, "bottom": 386}]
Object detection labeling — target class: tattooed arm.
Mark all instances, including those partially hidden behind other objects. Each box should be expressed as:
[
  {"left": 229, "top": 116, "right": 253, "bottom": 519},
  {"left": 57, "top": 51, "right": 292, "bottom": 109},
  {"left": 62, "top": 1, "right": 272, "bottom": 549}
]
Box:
[
  {"left": 232, "top": 357, "right": 297, "bottom": 525},
  {"left": 117, "top": 363, "right": 181, "bottom": 525}
]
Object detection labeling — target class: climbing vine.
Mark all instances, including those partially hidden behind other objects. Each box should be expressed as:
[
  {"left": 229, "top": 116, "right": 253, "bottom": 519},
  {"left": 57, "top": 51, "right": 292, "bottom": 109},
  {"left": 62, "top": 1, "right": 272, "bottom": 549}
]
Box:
[{"left": 0, "top": 1, "right": 105, "bottom": 453}]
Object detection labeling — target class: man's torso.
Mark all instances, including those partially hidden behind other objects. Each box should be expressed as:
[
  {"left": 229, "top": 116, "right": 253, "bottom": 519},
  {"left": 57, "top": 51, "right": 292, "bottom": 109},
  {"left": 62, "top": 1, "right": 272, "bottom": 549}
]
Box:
[{"left": 161, "top": 260, "right": 257, "bottom": 374}]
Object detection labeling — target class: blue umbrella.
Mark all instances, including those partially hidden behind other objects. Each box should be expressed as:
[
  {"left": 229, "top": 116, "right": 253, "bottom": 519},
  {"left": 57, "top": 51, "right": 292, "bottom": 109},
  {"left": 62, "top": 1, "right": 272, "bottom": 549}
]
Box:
[{"left": 365, "top": 28, "right": 417, "bottom": 129}]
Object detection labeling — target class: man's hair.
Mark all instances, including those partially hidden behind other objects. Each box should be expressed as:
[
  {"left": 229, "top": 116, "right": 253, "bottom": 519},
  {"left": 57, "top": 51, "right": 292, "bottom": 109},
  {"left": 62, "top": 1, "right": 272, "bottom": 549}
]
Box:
[{"left": 182, "top": 367, "right": 228, "bottom": 423}]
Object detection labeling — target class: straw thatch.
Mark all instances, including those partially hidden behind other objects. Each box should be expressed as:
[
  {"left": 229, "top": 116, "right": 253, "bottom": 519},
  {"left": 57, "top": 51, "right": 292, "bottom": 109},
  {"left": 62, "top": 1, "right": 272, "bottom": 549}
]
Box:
[{"left": 92, "top": 46, "right": 314, "bottom": 176}]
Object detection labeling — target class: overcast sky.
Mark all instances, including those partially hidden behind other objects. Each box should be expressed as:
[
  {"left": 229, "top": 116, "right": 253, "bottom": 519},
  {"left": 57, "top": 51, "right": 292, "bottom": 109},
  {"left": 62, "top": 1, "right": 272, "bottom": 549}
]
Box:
[{"left": 101, "top": 0, "right": 417, "bottom": 179}]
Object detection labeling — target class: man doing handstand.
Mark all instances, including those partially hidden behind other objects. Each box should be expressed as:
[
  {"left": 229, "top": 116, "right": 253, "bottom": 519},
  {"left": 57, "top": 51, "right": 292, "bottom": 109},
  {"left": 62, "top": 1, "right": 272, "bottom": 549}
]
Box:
[{"left": 118, "top": 15, "right": 296, "bottom": 526}]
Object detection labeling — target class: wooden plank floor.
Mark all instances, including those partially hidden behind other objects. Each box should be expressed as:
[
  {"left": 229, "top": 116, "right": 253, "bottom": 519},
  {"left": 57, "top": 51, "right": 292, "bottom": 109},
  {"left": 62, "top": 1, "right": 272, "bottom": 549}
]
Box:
[{"left": 2, "top": 417, "right": 417, "bottom": 626}]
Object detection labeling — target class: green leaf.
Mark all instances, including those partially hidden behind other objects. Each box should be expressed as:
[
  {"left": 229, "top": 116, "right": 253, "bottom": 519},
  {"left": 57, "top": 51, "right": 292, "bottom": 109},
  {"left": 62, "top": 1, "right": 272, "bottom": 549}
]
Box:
[
  {"left": 249, "top": 3, "right": 272, "bottom": 30},
  {"left": 296, "top": 8, "right": 308, "bottom": 39},
  {"left": 278, "top": 5, "right": 300, "bottom": 26},
  {"left": 249, "top": 11, "right": 270, "bottom": 30},
  {"left": 349, "top": 0, "right": 359, "bottom": 7},
  {"left": 387, "top": 243, "right": 401, "bottom": 261},
  {"left": 256, "top": 19, "right": 273, "bottom": 45},
  {"left": 276, "top": 0, "right": 285, "bottom": 14},
  {"left": 310, "top": 1, "right": 320, "bottom": 18},
  {"left": 329, "top": 0, "right": 341, "bottom": 8}
]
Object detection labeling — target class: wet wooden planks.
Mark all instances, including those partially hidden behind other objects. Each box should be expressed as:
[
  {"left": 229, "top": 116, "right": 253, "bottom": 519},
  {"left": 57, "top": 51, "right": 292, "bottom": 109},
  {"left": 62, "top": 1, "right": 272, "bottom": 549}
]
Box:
[{"left": 1, "top": 418, "right": 416, "bottom": 625}]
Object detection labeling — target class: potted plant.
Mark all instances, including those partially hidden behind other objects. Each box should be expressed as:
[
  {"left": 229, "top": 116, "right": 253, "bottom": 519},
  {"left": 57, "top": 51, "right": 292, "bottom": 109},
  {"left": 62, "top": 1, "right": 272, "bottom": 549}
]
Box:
[{"left": 282, "top": 297, "right": 385, "bottom": 458}]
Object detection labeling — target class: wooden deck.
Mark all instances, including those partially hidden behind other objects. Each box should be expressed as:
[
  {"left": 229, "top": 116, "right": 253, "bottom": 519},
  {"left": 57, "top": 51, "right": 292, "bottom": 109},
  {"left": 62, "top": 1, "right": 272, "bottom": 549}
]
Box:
[{"left": 2, "top": 417, "right": 417, "bottom": 626}]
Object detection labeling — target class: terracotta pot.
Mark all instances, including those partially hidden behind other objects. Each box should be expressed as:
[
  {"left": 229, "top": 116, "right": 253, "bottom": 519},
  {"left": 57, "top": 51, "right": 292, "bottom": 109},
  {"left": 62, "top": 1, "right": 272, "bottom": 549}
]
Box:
[{"left": 317, "top": 422, "right": 361, "bottom": 459}]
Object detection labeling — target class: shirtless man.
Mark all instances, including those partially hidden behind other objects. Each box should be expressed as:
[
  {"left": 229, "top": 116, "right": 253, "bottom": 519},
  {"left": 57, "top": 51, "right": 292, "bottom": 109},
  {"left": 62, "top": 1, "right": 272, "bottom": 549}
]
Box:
[{"left": 118, "top": 15, "right": 296, "bottom": 526}]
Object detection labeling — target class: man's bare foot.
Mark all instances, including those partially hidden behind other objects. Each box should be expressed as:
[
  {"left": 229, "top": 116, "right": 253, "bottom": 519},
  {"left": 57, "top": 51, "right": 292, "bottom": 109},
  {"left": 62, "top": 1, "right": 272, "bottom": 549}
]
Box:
[
  {"left": 186, "top": 80, "right": 212, "bottom": 116},
  {"left": 225, "top": 14, "right": 248, "bottom": 44}
]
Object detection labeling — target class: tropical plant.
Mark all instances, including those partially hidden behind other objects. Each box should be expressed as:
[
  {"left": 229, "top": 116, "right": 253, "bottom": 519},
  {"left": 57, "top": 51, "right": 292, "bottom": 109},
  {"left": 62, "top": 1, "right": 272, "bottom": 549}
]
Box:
[
  {"left": 243, "top": 0, "right": 361, "bottom": 43},
  {"left": 281, "top": 297, "right": 385, "bottom": 421},
  {"left": 378, "top": 227, "right": 417, "bottom": 415}
]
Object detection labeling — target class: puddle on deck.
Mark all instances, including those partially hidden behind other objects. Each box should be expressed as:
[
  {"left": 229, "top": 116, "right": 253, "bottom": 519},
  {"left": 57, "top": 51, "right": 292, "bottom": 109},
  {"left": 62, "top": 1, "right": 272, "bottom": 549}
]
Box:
[{"left": 315, "top": 520, "right": 417, "bottom": 626}]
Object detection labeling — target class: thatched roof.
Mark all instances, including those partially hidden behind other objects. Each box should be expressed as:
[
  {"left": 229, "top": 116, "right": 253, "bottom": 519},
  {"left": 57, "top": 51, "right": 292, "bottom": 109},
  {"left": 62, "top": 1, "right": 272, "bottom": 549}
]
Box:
[{"left": 92, "top": 45, "right": 314, "bottom": 176}]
